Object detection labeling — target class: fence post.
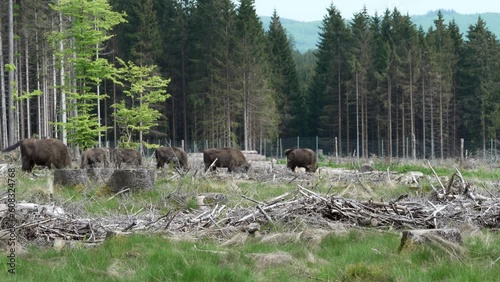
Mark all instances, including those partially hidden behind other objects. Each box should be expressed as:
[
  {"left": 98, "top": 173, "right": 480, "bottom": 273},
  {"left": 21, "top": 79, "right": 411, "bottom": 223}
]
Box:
[
  {"left": 297, "top": 136, "right": 299, "bottom": 149},
  {"left": 406, "top": 137, "right": 409, "bottom": 161},
  {"left": 264, "top": 138, "right": 267, "bottom": 157},
  {"left": 280, "top": 138, "right": 283, "bottom": 159},
  {"left": 460, "top": 138, "right": 464, "bottom": 164},
  {"left": 381, "top": 139, "right": 385, "bottom": 159},
  {"left": 316, "top": 136, "right": 319, "bottom": 162},
  {"left": 491, "top": 138, "right": 494, "bottom": 166},
  {"left": 335, "top": 137, "right": 338, "bottom": 163}
]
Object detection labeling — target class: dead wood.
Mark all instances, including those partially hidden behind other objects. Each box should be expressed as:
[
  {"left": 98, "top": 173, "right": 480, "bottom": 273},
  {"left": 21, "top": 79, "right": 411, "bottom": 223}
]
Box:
[
  {"left": 1, "top": 158, "right": 498, "bottom": 249},
  {"left": 53, "top": 169, "right": 88, "bottom": 187}
]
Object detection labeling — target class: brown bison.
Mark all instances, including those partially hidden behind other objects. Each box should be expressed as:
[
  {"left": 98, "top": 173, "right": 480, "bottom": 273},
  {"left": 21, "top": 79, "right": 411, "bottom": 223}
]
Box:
[
  {"left": 284, "top": 148, "right": 317, "bottom": 172},
  {"left": 155, "top": 147, "right": 188, "bottom": 169},
  {"left": 111, "top": 148, "right": 142, "bottom": 169},
  {"left": 81, "top": 147, "right": 111, "bottom": 169},
  {"left": 2, "top": 138, "right": 72, "bottom": 172},
  {"left": 203, "top": 148, "right": 250, "bottom": 173}
]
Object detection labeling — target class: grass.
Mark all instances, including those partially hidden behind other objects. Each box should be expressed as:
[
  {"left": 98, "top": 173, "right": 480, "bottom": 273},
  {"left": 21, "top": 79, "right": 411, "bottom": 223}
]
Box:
[
  {"left": 2, "top": 161, "right": 499, "bottom": 281},
  {"left": 1, "top": 230, "right": 498, "bottom": 281}
]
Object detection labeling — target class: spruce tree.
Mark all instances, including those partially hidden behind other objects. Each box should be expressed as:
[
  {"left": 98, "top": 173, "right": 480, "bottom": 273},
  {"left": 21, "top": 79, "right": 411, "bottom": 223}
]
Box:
[
  {"left": 310, "top": 4, "right": 350, "bottom": 151},
  {"left": 236, "top": 0, "right": 277, "bottom": 150},
  {"left": 457, "top": 17, "right": 500, "bottom": 153},
  {"left": 265, "top": 10, "right": 300, "bottom": 137}
]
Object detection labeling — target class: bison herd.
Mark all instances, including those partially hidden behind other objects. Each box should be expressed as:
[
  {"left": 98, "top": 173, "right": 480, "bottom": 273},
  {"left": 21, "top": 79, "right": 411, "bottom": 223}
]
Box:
[{"left": 2, "top": 138, "right": 318, "bottom": 174}]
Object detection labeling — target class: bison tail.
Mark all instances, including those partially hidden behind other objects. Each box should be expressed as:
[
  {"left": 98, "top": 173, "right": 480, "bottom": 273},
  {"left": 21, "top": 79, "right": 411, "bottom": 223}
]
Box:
[
  {"left": 2, "top": 140, "right": 23, "bottom": 153},
  {"left": 284, "top": 148, "right": 293, "bottom": 156}
]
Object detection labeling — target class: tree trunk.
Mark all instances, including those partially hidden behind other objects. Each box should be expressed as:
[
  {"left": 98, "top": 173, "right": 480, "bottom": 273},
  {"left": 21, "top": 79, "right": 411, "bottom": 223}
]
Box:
[
  {"left": 388, "top": 77, "right": 392, "bottom": 161},
  {"left": 35, "top": 12, "right": 42, "bottom": 138},
  {"left": 8, "top": 0, "right": 16, "bottom": 145},
  {"left": 52, "top": 53, "right": 58, "bottom": 138},
  {"left": 18, "top": 47, "right": 24, "bottom": 140},
  {"left": 243, "top": 71, "right": 248, "bottom": 150},
  {"left": 439, "top": 82, "right": 444, "bottom": 160},
  {"left": 422, "top": 74, "right": 426, "bottom": 159},
  {"left": 337, "top": 65, "right": 342, "bottom": 156},
  {"left": 355, "top": 72, "right": 360, "bottom": 162},
  {"left": 25, "top": 35, "right": 31, "bottom": 138},
  {"left": 59, "top": 6, "right": 67, "bottom": 144},
  {"left": 54, "top": 169, "right": 89, "bottom": 187},
  {"left": 107, "top": 169, "right": 156, "bottom": 193},
  {"left": 0, "top": 17, "right": 7, "bottom": 148},
  {"left": 430, "top": 77, "right": 435, "bottom": 160}
]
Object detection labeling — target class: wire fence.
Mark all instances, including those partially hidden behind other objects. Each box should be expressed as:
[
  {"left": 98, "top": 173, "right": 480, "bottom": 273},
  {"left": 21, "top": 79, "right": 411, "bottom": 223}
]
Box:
[{"left": 113, "top": 136, "right": 500, "bottom": 164}]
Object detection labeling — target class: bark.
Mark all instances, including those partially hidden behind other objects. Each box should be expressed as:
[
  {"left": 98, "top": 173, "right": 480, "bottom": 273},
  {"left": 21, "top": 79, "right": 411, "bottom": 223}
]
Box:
[
  {"left": 398, "top": 229, "right": 463, "bottom": 254},
  {"left": 54, "top": 169, "right": 89, "bottom": 187},
  {"left": 8, "top": 0, "right": 15, "bottom": 145},
  {"left": 107, "top": 169, "right": 156, "bottom": 193},
  {"left": 0, "top": 17, "right": 6, "bottom": 147},
  {"left": 25, "top": 34, "right": 31, "bottom": 138}
]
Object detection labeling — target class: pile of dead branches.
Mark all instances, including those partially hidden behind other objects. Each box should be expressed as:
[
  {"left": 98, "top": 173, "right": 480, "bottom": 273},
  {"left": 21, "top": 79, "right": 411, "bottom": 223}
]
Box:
[
  {"left": 171, "top": 184, "right": 499, "bottom": 232},
  {"left": 1, "top": 161, "right": 498, "bottom": 248}
]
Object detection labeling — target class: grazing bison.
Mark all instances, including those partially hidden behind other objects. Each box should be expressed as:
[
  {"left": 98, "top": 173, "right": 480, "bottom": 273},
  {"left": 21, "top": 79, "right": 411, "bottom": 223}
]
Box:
[
  {"left": 81, "top": 147, "right": 111, "bottom": 169},
  {"left": 284, "top": 148, "right": 317, "bottom": 173},
  {"left": 2, "top": 138, "right": 72, "bottom": 172},
  {"left": 111, "top": 148, "right": 142, "bottom": 169},
  {"left": 155, "top": 147, "right": 188, "bottom": 169},
  {"left": 203, "top": 148, "right": 250, "bottom": 173}
]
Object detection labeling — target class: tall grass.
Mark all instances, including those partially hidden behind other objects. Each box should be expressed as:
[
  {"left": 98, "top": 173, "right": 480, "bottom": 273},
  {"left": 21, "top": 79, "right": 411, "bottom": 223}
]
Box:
[{"left": 1, "top": 230, "right": 498, "bottom": 282}]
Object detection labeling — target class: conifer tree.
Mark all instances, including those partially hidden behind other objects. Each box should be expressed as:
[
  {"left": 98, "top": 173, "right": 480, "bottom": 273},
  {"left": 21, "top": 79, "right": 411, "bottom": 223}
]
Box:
[
  {"left": 236, "top": 0, "right": 277, "bottom": 150},
  {"left": 457, "top": 17, "right": 500, "bottom": 154},
  {"left": 310, "top": 4, "right": 350, "bottom": 152},
  {"left": 266, "top": 10, "right": 300, "bottom": 137}
]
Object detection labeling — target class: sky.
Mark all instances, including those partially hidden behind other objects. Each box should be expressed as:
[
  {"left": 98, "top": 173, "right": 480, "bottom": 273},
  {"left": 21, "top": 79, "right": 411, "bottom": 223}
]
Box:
[{"left": 253, "top": 0, "right": 500, "bottom": 21}]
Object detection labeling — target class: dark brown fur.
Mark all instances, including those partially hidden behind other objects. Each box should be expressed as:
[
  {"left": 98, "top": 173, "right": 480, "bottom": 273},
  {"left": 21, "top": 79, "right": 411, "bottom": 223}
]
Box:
[
  {"left": 81, "top": 147, "right": 111, "bottom": 169},
  {"left": 111, "top": 148, "right": 142, "bottom": 168},
  {"left": 203, "top": 148, "right": 250, "bottom": 173},
  {"left": 2, "top": 138, "right": 72, "bottom": 172},
  {"left": 155, "top": 147, "right": 188, "bottom": 169},
  {"left": 284, "top": 148, "right": 317, "bottom": 172}
]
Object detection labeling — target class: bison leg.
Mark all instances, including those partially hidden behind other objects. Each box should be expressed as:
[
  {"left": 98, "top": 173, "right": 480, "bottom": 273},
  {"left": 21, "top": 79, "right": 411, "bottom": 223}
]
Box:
[
  {"left": 157, "top": 160, "right": 165, "bottom": 169},
  {"left": 21, "top": 157, "right": 34, "bottom": 172}
]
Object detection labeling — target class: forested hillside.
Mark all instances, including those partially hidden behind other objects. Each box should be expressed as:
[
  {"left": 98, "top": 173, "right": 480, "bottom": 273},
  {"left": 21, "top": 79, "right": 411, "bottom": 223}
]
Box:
[
  {"left": 261, "top": 10, "right": 500, "bottom": 53},
  {"left": 0, "top": 0, "right": 499, "bottom": 160}
]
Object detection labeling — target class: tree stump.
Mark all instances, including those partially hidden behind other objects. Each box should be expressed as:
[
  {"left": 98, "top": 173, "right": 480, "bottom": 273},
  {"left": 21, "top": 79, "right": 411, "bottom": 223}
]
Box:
[
  {"left": 398, "top": 228, "right": 463, "bottom": 253},
  {"left": 359, "top": 164, "right": 374, "bottom": 173},
  {"left": 53, "top": 169, "right": 88, "bottom": 187},
  {"left": 87, "top": 168, "right": 115, "bottom": 184},
  {"left": 106, "top": 169, "right": 156, "bottom": 193}
]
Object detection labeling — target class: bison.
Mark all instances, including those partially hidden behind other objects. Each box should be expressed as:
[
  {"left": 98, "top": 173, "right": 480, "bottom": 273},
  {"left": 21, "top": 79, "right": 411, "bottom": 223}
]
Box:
[
  {"left": 81, "top": 147, "right": 111, "bottom": 169},
  {"left": 2, "top": 138, "right": 72, "bottom": 172},
  {"left": 284, "top": 148, "right": 317, "bottom": 173},
  {"left": 203, "top": 148, "right": 250, "bottom": 173},
  {"left": 111, "top": 148, "right": 142, "bottom": 169},
  {"left": 155, "top": 146, "right": 188, "bottom": 169}
]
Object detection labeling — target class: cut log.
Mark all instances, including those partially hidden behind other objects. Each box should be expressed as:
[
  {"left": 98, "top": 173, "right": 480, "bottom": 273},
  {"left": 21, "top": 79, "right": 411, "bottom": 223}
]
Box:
[
  {"left": 359, "top": 164, "right": 374, "bottom": 173},
  {"left": 87, "top": 168, "right": 115, "bottom": 183},
  {"left": 53, "top": 169, "right": 88, "bottom": 187},
  {"left": 398, "top": 228, "right": 463, "bottom": 254},
  {"left": 106, "top": 169, "right": 156, "bottom": 193}
]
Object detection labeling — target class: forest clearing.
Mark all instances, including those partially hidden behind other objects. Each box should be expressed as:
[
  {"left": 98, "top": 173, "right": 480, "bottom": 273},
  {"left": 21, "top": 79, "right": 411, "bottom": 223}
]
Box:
[{"left": 0, "top": 151, "right": 498, "bottom": 281}]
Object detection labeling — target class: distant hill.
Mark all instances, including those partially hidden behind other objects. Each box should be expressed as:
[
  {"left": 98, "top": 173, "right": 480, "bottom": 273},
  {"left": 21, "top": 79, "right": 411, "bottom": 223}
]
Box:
[{"left": 261, "top": 10, "right": 500, "bottom": 53}]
